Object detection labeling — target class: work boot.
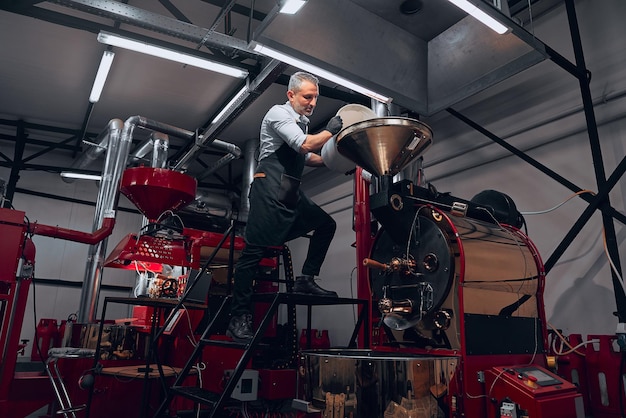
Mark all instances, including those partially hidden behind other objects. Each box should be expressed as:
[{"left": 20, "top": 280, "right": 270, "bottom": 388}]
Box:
[
  {"left": 293, "top": 275, "right": 338, "bottom": 297},
  {"left": 226, "top": 313, "right": 254, "bottom": 343}
]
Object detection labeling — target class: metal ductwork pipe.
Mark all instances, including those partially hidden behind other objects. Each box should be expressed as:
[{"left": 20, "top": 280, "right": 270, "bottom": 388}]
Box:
[
  {"left": 129, "top": 131, "right": 170, "bottom": 168},
  {"left": 372, "top": 99, "right": 389, "bottom": 117},
  {"left": 238, "top": 138, "right": 259, "bottom": 223},
  {"left": 129, "top": 117, "right": 243, "bottom": 178},
  {"left": 77, "top": 118, "right": 131, "bottom": 323},
  {"left": 195, "top": 139, "right": 242, "bottom": 181}
]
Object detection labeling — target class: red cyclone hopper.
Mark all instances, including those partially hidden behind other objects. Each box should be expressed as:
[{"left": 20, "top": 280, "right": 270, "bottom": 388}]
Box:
[{"left": 120, "top": 167, "right": 197, "bottom": 220}]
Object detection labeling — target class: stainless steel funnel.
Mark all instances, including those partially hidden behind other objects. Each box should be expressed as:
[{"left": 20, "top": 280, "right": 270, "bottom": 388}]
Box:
[{"left": 336, "top": 117, "right": 433, "bottom": 177}]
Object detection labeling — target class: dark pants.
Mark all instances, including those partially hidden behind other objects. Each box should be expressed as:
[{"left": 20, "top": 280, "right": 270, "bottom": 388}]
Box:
[{"left": 230, "top": 203, "right": 336, "bottom": 316}]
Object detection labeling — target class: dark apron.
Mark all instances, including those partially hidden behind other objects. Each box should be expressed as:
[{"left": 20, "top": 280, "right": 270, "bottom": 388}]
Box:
[{"left": 244, "top": 143, "right": 306, "bottom": 246}]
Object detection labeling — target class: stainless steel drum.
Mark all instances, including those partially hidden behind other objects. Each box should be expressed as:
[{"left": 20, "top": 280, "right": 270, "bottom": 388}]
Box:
[
  {"left": 369, "top": 205, "right": 543, "bottom": 354},
  {"left": 299, "top": 349, "right": 458, "bottom": 418}
]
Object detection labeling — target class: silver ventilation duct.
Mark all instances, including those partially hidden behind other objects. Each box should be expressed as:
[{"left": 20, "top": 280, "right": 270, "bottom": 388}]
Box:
[
  {"left": 129, "top": 131, "right": 170, "bottom": 168},
  {"left": 78, "top": 118, "right": 129, "bottom": 323}
]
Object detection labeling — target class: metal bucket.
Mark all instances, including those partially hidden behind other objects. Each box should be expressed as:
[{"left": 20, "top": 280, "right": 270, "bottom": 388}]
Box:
[{"left": 299, "top": 349, "right": 458, "bottom": 418}]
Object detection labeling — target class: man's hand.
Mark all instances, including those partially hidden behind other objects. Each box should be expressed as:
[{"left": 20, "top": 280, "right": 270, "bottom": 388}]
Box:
[
  {"left": 300, "top": 116, "right": 343, "bottom": 154},
  {"left": 325, "top": 116, "right": 343, "bottom": 135}
]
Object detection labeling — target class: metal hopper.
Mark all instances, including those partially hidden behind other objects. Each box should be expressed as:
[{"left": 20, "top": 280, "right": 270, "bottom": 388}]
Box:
[
  {"left": 335, "top": 117, "right": 433, "bottom": 177},
  {"left": 120, "top": 166, "right": 197, "bottom": 221}
]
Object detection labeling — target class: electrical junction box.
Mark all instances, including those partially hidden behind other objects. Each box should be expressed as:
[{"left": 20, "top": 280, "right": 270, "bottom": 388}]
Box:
[
  {"left": 500, "top": 401, "right": 518, "bottom": 418},
  {"left": 203, "top": 339, "right": 252, "bottom": 394},
  {"left": 226, "top": 369, "right": 258, "bottom": 401}
]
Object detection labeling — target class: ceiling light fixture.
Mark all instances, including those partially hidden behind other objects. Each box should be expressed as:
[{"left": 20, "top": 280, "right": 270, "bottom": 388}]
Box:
[
  {"left": 447, "top": 0, "right": 510, "bottom": 34},
  {"left": 279, "top": 0, "right": 307, "bottom": 14},
  {"left": 251, "top": 42, "right": 392, "bottom": 103},
  {"left": 60, "top": 172, "right": 102, "bottom": 181},
  {"left": 89, "top": 50, "right": 115, "bottom": 103},
  {"left": 97, "top": 31, "right": 248, "bottom": 78}
]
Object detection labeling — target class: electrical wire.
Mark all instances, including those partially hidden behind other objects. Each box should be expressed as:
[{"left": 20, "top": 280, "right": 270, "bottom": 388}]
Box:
[
  {"left": 602, "top": 227, "right": 626, "bottom": 296},
  {"left": 349, "top": 266, "right": 357, "bottom": 325},
  {"left": 192, "top": 361, "right": 206, "bottom": 418},
  {"left": 553, "top": 337, "right": 596, "bottom": 357},
  {"left": 474, "top": 206, "right": 543, "bottom": 363},
  {"left": 22, "top": 214, "right": 49, "bottom": 367},
  {"left": 405, "top": 205, "right": 427, "bottom": 262},
  {"left": 156, "top": 209, "right": 185, "bottom": 229},
  {"left": 475, "top": 206, "right": 530, "bottom": 295},
  {"left": 519, "top": 190, "right": 596, "bottom": 215},
  {"left": 181, "top": 304, "right": 198, "bottom": 347},
  {"left": 488, "top": 368, "right": 508, "bottom": 398}
]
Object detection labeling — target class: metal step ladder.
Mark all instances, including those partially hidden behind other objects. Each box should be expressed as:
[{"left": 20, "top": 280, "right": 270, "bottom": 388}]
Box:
[
  {"left": 154, "top": 245, "right": 370, "bottom": 418},
  {"left": 153, "top": 245, "right": 298, "bottom": 418}
]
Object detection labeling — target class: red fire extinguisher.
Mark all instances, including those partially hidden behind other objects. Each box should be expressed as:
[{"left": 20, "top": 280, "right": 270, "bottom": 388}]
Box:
[{"left": 31, "top": 318, "right": 59, "bottom": 361}]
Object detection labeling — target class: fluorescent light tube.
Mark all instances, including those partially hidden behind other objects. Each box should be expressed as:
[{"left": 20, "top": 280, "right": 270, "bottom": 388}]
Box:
[
  {"left": 251, "top": 43, "right": 392, "bottom": 104},
  {"left": 97, "top": 31, "right": 248, "bottom": 78},
  {"left": 211, "top": 85, "right": 249, "bottom": 124},
  {"left": 280, "top": 0, "right": 307, "bottom": 14},
  {"left": 89, "top": 50, "right": 115, "bottom": 103},
  {"left": 60, "top": 172, "right": 102, "bottom": 181},
  {"left": 447, "top": 0, "right": 510, "bottom": 34}
]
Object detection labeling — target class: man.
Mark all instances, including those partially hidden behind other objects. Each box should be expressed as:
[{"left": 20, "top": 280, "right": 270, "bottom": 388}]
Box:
[{"left": 227, "top": 71, "right": 343, "bottom": 343}]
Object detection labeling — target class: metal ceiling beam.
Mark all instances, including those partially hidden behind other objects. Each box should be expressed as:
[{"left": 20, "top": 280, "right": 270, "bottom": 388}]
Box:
[
  {"left": 200, "top": 0, "right": 266, "bottom": 22},
  {"left": 0, "top": 122, "right": 85, "bottom": 155},
  {"left": 1, "top": 0, "right": 43, "bottom": 11},
  {"left": 158, "top": 0, "right": 193, "bottom": 23},
  {"left": 0, "top": 117, "right": 84, "bottom": 135},
  {"left": 3, "top": 120, "right": 27, "bottom": 208},
  {"left": 206, "top": 0, "right": 237, "bottom": 33},
  {"left": 48, "top": 0, "right": 259, "bottom": 59},
  {"left": 172, "top": 59, "right": 289, "bottom": 172},
  {"left": 0, "top": 3, "right": 257, "bottom": 67},
  {"left": 0, "top": 3, "right": 112, "bottom": 33}
]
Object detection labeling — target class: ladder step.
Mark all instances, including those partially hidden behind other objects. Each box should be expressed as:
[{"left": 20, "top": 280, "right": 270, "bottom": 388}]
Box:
[
  {"left": 170, "top": 386, "right": 218, "bottom": 406},
  {"left": 199, "top": 338, "right": 248, "bottom": 349},
  {"left": 170, "top": 386, "right": 240, "bottom": 409},
  {"left": 199, "top": 337, "right": 271, "bottom": 350}
]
